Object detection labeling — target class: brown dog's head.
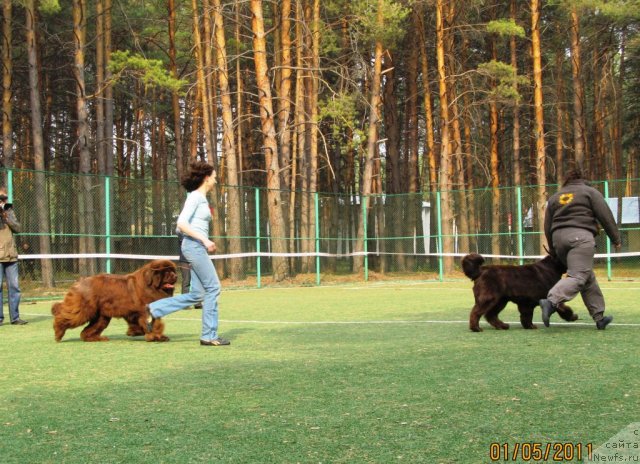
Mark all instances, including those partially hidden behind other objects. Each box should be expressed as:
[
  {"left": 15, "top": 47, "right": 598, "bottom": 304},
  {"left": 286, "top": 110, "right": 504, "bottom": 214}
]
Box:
[{"left": 142, "top": 259, "right": 178, "bottom": 296}]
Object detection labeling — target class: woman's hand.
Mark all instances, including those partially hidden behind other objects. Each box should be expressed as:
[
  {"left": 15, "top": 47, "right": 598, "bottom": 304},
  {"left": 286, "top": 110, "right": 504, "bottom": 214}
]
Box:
[{"left": 203, "top": 239, "right": 217, "bottom": 253}]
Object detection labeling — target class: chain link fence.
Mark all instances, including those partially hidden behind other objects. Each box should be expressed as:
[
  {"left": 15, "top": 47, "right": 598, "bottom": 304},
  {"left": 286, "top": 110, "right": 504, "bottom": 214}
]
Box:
[{"left": 3, "top": 168, "right": 639, "bottom": 297}]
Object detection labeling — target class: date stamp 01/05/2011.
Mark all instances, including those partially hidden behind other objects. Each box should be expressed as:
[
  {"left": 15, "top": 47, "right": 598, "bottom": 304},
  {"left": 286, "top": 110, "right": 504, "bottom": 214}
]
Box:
[
  {"left": 488, "top": 423, "right": 640, "bottom": 462},
  {"left": 489, "top": 442, "right": 593, "bottom": 462}
]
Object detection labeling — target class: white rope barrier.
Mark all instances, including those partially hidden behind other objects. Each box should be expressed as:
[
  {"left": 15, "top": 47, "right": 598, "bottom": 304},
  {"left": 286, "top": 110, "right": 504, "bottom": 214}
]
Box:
[{"left": 19, "top": 251, "right": 640, "bottom": 261}]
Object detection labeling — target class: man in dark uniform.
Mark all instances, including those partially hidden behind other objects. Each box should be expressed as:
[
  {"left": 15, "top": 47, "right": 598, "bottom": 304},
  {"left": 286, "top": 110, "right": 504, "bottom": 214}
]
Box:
[{"left": 539, "top": 169, "right": 622, "bottom": 330}]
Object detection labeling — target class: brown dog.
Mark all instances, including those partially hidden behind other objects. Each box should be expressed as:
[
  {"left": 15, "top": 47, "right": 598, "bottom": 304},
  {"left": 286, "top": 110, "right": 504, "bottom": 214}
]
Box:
[
  {"left": 51, "top": 259, "right": 177, "bottom": 342},
  {"left": 462, "top": 253, "right": 578, "bottom": 332}
]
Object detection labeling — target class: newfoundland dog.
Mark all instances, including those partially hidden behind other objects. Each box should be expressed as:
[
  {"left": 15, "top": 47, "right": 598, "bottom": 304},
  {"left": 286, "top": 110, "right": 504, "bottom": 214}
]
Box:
[
  {"left": 462, "top": 253, "right": 578, "bottom": 332},
  {"left": 52, "top": 259, "right": 177, "bottom": 342}
]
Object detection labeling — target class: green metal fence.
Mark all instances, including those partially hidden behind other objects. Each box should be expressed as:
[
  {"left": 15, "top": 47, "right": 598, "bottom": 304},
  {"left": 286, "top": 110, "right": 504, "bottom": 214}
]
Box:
[{"left": 3, "top": 168, "right": 639, "bottom": 295}]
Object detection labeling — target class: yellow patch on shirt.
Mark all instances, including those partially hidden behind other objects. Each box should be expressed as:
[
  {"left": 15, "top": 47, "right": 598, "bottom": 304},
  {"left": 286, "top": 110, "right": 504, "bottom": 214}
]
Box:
[{"left": 559, "top": 193, "right": 574, "bottom": 205}]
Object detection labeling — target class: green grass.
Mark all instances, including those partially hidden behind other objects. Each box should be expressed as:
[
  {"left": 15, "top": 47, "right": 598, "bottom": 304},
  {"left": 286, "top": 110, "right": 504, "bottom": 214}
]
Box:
[{"left": 1, "top": 281, "right": 639, "bottom": 463}]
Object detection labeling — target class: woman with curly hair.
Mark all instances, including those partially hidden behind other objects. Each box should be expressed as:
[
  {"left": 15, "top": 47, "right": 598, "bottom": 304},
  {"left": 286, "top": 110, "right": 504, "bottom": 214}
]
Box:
[{"left": 147, "top": 161, "right": 230, "bottom": 346}]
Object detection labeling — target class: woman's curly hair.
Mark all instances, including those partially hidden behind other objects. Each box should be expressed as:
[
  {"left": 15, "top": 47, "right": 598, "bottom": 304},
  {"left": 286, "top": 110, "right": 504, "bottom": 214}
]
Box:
[{"left": 181, "top": 161, "right": 214, "bottom": 192}]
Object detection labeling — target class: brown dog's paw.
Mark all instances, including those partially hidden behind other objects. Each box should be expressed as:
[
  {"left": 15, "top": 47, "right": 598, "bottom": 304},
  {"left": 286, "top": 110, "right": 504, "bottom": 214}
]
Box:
[
  {"left": 145, "top": 333, "right": 170, "bottom": 342},
  {"left": 470, "top": 326, "right": 483, "bottom": 332},
  {"left": 127, "top": 326, "right": 146, "bottom": 337}
]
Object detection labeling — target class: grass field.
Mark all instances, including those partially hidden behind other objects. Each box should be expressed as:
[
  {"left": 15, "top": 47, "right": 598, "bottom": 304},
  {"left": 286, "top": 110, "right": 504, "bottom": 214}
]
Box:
[{"left": 1, "top": 280, "right": 639, "bottom": 463}]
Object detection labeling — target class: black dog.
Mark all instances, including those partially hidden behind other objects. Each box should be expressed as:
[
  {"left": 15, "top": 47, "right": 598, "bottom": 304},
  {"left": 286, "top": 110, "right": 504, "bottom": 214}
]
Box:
[{"left": 462, "top": 253, "right": 578, "bottom": 332}]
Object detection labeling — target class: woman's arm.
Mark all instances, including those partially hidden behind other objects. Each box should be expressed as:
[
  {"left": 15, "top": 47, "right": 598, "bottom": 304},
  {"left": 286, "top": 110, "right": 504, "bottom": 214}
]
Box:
[
  {"left": 176, "top": 221, "right": 216, "bottom": 252},
  {"left": 176, "top": 194, "right": 216, "bottom": 252}
]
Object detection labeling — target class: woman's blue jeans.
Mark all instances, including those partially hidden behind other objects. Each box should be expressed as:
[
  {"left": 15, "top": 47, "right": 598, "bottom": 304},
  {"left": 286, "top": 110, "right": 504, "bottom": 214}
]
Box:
[
  {"left": 149, "top": 238, "right": 221, "bottom": 340},
  {"left": 0, "top": 261, "right": 22, "bottom": 322}
]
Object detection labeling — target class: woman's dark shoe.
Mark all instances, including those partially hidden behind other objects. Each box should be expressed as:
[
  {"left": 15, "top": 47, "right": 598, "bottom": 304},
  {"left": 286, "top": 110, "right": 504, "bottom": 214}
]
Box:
[
  {"left": 200, "top": 338, "right": 230, "bottom": 346},
  {"left": 11, "top": 319, "right": 28, "bottom": 325}
]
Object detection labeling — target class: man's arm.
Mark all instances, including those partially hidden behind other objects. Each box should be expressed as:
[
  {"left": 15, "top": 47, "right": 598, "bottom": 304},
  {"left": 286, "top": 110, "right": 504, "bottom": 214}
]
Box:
[
  {"left": 2, "top": 208, "right": 21, "bottom": 233},
  {"left": 591, "top": 190, "right": 621, "bottom": 247}
]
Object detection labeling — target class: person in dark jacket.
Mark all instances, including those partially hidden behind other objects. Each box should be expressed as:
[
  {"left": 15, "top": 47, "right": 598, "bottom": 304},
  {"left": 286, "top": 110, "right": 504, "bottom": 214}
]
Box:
[
  {"left": 0, "top": 188, "right": 26, "bottom": 325},
  {"left": 539, "top": 169, "right": 621, "bottom": 330}
]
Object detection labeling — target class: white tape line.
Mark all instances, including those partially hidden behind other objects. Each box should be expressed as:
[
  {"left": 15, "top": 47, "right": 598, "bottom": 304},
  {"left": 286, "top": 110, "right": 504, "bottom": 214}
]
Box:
[
  {"left": 18, "top": 251, "right": 640, "bottom": 261},
  {"left": 23, "top": 312, "right": 640, "bottom": 327}
]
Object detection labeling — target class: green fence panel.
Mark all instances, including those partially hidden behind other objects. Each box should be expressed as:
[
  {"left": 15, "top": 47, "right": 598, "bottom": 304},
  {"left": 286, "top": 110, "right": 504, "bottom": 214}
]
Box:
[{"left": 2, "top": 167, "right": 638, "bottom": 295}]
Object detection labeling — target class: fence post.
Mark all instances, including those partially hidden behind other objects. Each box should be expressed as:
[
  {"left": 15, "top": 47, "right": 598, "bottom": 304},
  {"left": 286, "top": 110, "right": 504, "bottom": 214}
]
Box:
[
  {"left": 516, "top": 186, "right": 524, "bottom": 265},
  {"left": 363, "top": 195, "right": 368, "bottom": 282},
  {"left": 255, "top": 187, "right": 261, "bottom": 289},
  {"left": 7, "top": 169, "right": 12, "bottom": 200},
  {"left": 604, "top": 180, "right": 612, "bottom": 281},
  {"left": 105, "top": 176, "right": 111, "bottom": 273},
  {"left": 315, "top": 192, "right": 320, "bottom": 286},
  {"left": 436, "top": 190, "right": 443, "bottom": 282}
]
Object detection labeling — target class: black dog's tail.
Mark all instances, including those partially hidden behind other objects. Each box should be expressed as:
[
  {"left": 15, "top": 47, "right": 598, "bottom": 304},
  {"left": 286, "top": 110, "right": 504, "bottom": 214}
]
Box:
[{"left": 461, "top": 253, "right": 485, "bottom": 280}]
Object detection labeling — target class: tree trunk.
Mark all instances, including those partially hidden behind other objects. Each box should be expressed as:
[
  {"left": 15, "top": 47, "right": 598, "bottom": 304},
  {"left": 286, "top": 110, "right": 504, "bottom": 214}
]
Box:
[
  {"left": 417, "top": 11, "right": 437, "bottom": 194},
  {"left": 555, "top": 48, "right": 565, "bottom": 183},
  {"left": 592, "top": 44, "right": 606, "bottom": 180},
  {"left": 278, "top": 0, "right": 293, "bottom": 191},
  {"left": 250, "top": 0, "right": 289, "bottom": 281},
  {"left": 297, "top": 0, "right": 310, "bottom": 273},
  {"left": 291, "top": 1, "right": 306, "bottom": 272},
  {"left": 202, "top": 0, "right": 216, "bottom": 165},
  {"left": 613, "top": 29, "right": 625, "bottom": 181},
  {"left": 104, "top": 0, "right": 114, "bottom": 177},
  {"left": 25, "top": 0, "right": 54, "bottom": 287},
  {"left": 461, "top": 37, "right": 476, "bottom": 251},
  {"left": 382, "top": 53, "right": 406, "bottom": 271},
  {"left": 73, "top": 0, "right": 97, "bottom": 276},
  {"left": 436, "top": 0, "right": 454, "bottom": 273},
  {"left": 192, "top": 0, "right": 224, "bottom": 274},
  {"left": 569, "top": 7, "right": 587, "bottom": 169},
  {"left": 489, "top": 35, "right": 501, "bottom": 258},
  {"left": 354, "top": 0, "right": 383, "bottom": 274},
  {"left": 168, "top": 0, "right": 185, "bottom": 182},
  {"left": 2, "top": 0, "right": 12, "bottom": 171},
  {"left": 451, "top": 89, "right": 470, "bottom": 255},
  {"left": 510, "top": 0, "right": 521, "bottom": 187},
  {"left": 95, "top": 0, "right": 105, "bottom": 175},
  {"left": 531, "top": 0, "right": 547, "bottom": 251},
  {"left": 405, "top": 10, "right": 420, "bottom": 270},
  {"left": 307, "top": 0, "right": 320, "bottom": 271},
  {"left": 212, "top": 0, "right": 243, "bottom": 280},
  {"left": 235, "top": 2, "right": 244, "bottom": 185},
  {"left": 383, "top": 54, "right": 401, "bottom": 194},
  {"left": 192, "top": 0, "right": 215, "bottom": 164}
]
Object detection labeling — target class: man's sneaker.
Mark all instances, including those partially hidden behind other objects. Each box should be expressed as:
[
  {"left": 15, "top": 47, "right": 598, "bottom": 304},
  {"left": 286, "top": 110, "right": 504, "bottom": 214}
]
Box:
[
  {"left": 596, "top": 315, "right": 613, "bottom": 330},
  {"left": 539, "top": 299, "right": 557, "bottom": 327},
  {"left": 11, "top": 319, "right": 28, "bottom": 325}
]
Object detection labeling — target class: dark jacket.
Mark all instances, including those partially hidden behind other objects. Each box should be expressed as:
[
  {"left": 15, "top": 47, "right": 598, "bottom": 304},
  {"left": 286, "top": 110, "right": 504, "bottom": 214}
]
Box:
[
  {"left": 544, "top": 179, "right": 621, "bottom": 249},
  {"left": 0, "top": 207, "right": 21, "bottom": 262}
]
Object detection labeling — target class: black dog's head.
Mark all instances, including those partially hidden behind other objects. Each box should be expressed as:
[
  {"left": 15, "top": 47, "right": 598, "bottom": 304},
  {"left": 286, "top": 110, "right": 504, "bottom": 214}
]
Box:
[{"left": 539, "top": 254, "right": 567, "bottom": 275}]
